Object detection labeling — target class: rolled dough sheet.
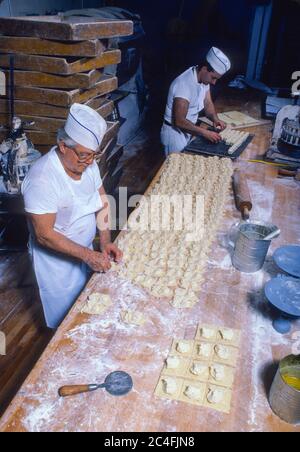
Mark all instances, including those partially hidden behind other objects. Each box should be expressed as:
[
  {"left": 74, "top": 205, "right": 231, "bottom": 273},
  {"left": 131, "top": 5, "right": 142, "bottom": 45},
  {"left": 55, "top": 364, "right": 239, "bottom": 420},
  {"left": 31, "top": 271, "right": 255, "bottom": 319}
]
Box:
[{"left": 81, "top": 292, "right": 112, "bottom": 315}]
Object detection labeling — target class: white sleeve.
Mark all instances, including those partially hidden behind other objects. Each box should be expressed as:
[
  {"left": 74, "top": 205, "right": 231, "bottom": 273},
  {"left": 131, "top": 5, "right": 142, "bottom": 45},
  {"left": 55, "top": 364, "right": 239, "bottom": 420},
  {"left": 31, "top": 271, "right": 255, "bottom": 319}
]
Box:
[
  {"left": 92, "top": 162, "right": 103, "bottom": 190},
  {"left": 173, "top": 81, "right": 193, "bottom": 103},
  {"left": 22, "top": 178, "right": 59, "bottom": 215}
]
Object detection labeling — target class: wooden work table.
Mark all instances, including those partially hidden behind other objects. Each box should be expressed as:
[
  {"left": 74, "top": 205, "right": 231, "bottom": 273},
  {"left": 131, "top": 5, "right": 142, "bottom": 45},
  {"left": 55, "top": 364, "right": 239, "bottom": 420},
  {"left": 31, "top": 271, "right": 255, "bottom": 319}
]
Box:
[{"left": 0, "top": 119, "right": 300, "bottom": 432}]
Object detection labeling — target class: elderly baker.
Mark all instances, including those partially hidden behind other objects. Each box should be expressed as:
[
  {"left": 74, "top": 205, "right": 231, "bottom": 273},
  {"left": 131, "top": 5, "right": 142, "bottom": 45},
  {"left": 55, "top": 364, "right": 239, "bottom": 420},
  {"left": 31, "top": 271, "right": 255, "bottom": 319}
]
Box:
[
  {"left": 161, "top": 47, "right": 231, "bottom": 155},
  {"left": 22, "top": 104, "right": 122, "bottom": 329}
]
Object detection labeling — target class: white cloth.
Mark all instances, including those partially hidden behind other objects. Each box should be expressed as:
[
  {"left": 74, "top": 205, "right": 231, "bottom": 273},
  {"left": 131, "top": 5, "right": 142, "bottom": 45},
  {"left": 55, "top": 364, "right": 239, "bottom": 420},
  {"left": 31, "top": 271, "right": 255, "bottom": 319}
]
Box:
[
  {"left": 161, "top": 67, "right": 210, "bottom": 154},
  {"left": 22, "top": 147, "right": 103, "bottom": 328},
  {"left": 160, "top": 124, "right": 193, "bottom": 156},
  {"left": 206, "top": 47, "right": 231, "bottom": 76},
  {"left": 65, "top": 103, "right": 107, "bottom": 151}
]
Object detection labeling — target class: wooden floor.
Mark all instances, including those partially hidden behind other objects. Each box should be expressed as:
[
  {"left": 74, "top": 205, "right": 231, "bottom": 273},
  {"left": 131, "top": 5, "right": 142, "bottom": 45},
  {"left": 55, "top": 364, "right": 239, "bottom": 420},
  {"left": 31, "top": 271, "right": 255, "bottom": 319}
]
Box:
[{"left": 0, "top": 253, "right": 53, "bottom": 415}]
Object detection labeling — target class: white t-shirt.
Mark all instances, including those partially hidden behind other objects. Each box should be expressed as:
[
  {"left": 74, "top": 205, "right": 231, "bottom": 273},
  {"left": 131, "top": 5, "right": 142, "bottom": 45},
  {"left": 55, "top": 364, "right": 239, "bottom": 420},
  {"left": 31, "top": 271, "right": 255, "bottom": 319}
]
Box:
[
  {"left": 22, "top": 147, "right": 103, "bottom": 237},
  {"left": 164, "top": 67, "right": 210, "bottom": 125}
]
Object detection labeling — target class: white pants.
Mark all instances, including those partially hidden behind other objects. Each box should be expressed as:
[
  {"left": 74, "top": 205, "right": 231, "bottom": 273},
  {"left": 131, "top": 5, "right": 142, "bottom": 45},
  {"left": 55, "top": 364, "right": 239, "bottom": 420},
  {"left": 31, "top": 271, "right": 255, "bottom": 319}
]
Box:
[{"left": 160, "top": 123, "right": 193, "bottom": 156}]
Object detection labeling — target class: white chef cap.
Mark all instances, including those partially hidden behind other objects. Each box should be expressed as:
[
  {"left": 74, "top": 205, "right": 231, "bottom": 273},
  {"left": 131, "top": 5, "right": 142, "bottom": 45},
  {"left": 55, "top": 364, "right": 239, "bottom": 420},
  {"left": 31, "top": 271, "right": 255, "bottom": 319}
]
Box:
[
  {"left": 206, "top": 47, "right": 231, "bottom": 76},
  {"left": 64, "top": 103, "right": 107, "bottom": 152}
]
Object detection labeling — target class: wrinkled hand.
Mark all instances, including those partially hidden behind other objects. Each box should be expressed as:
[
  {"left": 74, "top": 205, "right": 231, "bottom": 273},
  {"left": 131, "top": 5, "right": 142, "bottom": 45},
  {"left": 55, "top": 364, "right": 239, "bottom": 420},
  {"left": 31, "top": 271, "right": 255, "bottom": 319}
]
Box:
[
  {"left": 84, "top": 249, "right": 111, "bottom": 273},
  {"left": 213, "top": 119, "right": 227, "bottom": 131},
  {"left": 103, "top": 243, "right": 123, "bottom": 263},
  {"left": 201, "top": 129, "right": 222, "bottom": 144}
]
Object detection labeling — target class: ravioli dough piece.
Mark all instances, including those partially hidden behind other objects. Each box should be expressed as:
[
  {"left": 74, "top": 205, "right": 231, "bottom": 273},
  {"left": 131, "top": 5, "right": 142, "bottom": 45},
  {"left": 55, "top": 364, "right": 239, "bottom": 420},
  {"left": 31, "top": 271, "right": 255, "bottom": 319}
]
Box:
[
  {"left": 162, "top": 356, "right": 190, "bottom": 377},
  {"left": 188, "top": 362, "right": 208, "bottom": 380},
  {"left": 213, "top": 344, "right": 238, "bottom": 367},
  {"left": 121, "top": 310, "right": 145, "bottom": 326},
  {"left": 81, "top": 292, "right": 112, "bottom": 315},
  {"left": 210, "top": 364, "right": 225, "bottom": 382},
  {"left": 158, "top": 287, "right": 173, "bottom": 298},
  {"left": 162, "top": 377, "right": 178, "bottom": 395},
  {"left": 219, "top": 328, "right": 234, "bottom": 342},
  {"left": 154, "top": 376, "right": 184, "bottom": 401},
  {"left": 214, "top": 345, "right": 230, "bottom": 360},
  {"left": 166, "top": 356, "right": 180, "bottom": 369},
  {"left": 204, "top": 384, "right": 232, "bottom": 413},
  {"left": 179, "top": 381, "right": 206, "bottom": 406},
  {"left": 184, "top": 385, "right": 203, "bottom": 401},
  {"left": 176, "top": 341, "right": 192, "bottom": 354},
  {"left": 195, "top": 342, "right": 212, "bottom": 360},
  {"left": 200, "top": 327, "right": 215, "bottom": 340},
  {"left": 207, "top": 387, "right": 225, "bottom": 404}
]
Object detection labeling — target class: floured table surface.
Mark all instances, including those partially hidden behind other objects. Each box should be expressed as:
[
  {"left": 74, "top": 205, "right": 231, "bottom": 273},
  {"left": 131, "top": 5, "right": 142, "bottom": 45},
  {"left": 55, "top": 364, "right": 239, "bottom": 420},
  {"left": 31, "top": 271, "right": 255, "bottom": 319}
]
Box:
[{"left": 1, "top": 123, "right": 300, "bottom": 432}]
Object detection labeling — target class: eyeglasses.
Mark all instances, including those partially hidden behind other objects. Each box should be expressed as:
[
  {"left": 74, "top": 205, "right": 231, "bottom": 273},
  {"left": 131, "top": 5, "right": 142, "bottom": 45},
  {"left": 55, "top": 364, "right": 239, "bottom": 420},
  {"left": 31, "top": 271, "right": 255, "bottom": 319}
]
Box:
[{"left": 66, "top": 145, "right": 95, "bottom": 163}]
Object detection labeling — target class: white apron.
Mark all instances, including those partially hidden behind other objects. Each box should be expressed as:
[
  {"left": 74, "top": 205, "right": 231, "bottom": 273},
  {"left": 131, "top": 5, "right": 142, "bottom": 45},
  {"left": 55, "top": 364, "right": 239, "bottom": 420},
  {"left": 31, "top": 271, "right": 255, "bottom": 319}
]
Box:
[{"left": 29, "top": 157, "right": 103, "bottom": 329}]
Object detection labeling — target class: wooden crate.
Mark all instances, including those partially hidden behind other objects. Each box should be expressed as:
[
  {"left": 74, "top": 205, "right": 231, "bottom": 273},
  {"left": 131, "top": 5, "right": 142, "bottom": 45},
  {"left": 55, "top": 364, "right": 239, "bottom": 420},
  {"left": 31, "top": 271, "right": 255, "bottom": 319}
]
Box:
[
  {"left": 0, "top": 121, "right": 120, "bottom": 153},
  {"left": 3, "top": 69, "right": 104, "bottom": 89},
  {"left": 0, "top": 97, "right": 114, "bottom": 120},
  {"left": 0, "top": 100, "right": 114, "bottom": 132},
  {"left": 0, "top": 36, "right": 107, "bottom": 57},
  {"left": 0, "top": 50, "right": 121, "bottom": 75},
  {"left": 0, "top": 16, "right": 133, "bottom": 41},
  {"left": 2, "top": 75, "right": 118, "bottom": 107}
]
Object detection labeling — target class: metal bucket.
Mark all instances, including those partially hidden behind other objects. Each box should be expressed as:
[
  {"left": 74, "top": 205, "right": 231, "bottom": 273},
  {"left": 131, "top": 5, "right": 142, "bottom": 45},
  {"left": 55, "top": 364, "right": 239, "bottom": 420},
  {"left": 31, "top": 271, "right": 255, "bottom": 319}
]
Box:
[
  {"left": 269, "top": 355, "right": 300, "bottom": 424},
  {"left": 232, "top": 221, "right": 279, "bottom": 273}
]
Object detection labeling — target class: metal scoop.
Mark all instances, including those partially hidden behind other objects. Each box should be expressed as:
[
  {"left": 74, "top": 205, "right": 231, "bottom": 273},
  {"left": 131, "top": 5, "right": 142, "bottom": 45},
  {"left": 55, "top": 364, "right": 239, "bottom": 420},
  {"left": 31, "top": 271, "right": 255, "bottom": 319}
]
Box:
[{"left": 58, "top": 371, "right": 133, "bottom": 398}]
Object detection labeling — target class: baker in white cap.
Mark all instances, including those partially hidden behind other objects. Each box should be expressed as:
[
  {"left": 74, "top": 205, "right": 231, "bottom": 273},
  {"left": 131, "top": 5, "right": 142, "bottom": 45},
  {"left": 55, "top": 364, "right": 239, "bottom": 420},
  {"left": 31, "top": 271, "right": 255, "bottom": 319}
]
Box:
[
  {"left": 161, "top": 47, "right": 231, "bottom": 155},
  {"left": 22, "top": 103, "right": 122, "bottom": 329}
]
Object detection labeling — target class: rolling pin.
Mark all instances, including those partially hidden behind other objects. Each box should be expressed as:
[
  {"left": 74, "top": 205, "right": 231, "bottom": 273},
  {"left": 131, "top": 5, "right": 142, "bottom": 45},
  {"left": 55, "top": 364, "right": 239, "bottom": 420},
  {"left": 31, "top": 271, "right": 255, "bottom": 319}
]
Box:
[{"left": 232, "top": 169, "right": 253, "bottom": 220}]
